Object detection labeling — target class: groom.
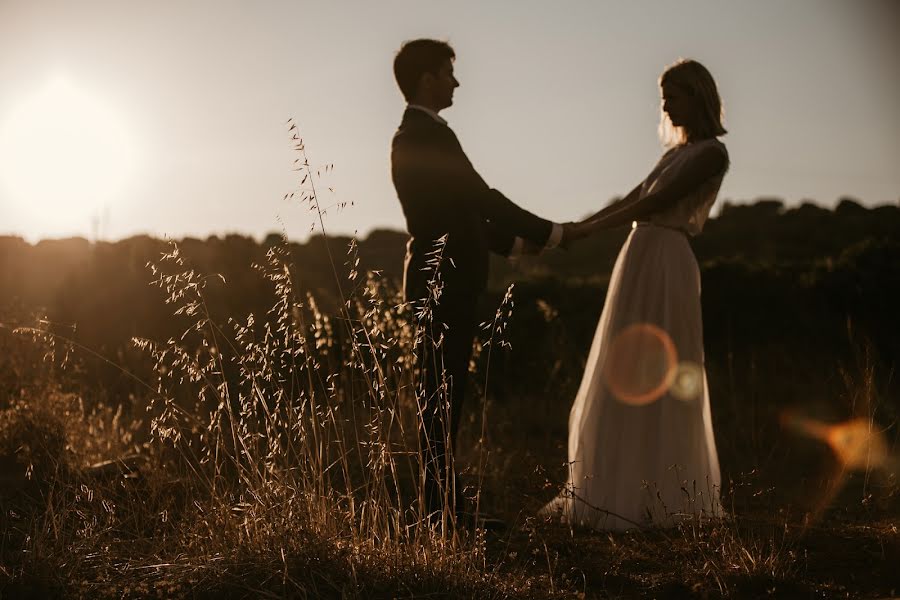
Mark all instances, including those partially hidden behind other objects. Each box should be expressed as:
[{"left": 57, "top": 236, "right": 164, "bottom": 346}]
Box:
[{"left": 390, "top": 38, "right": 570, "bottom": 522}]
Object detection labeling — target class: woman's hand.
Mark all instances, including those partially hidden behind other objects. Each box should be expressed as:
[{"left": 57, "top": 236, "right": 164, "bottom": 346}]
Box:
[{"left": 560, "top": 220, "right": 594, "bottom": 249}]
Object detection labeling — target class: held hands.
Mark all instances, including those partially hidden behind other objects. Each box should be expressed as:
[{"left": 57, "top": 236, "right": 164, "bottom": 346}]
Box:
[
  {"left": 519, "top": 220, "right": 595, "bottom": 257},
  {"left": 559, "top": 220, "right": 594, "bottom": 250}
]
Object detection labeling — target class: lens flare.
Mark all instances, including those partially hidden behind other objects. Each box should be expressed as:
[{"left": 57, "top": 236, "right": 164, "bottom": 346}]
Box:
[
  {"left": 670, "top": 361, "right": 704, "bottom": 401},
  {"left": 602, "top": 323, "right": 677, "bottom": 405},
  {"left": 780, "top": 411, "right": 893, "bottom": 528},
  {"left": 825, "top": 419, "right": 889, "bottom": 470},
  {"left": 781, "top": 413, "right": 888, "bottom": 471}
]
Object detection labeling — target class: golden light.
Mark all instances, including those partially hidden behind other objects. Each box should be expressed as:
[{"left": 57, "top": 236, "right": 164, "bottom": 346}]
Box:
[
  {"left": 780, "top": 411, "right": 894, "bottom": 526},
  {"left": 602, "top": 323, "right": 678, "bottom": 405},
  {"left": 781, "top": 413, "right": 889, "bottom": 471},
  {"left": 0, "top": 77, "right": 137, "bottom": 237},
  {"left": 670, "top": 361, "right": 704, "bottom": 402},
  {"left": 824, "top": 419, "right": 889, "bottom": 470}
]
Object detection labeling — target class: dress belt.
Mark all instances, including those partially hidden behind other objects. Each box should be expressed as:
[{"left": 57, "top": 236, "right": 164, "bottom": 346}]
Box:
[{"left": 632, "top": 221, "right": 688, "bottom": 235}]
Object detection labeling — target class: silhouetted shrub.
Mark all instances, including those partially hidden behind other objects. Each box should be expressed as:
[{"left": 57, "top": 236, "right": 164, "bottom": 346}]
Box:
[{"left": 0, "top": 395, "right": 69, "bottom": 497}]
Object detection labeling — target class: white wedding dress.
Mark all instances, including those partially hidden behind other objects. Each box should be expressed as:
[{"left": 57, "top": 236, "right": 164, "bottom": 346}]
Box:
[{"left": 543, "top": 138, "right": 728, "bottom": 530}]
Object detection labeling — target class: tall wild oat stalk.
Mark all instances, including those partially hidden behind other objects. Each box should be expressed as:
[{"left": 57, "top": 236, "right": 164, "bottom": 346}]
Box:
[{"left": 129, "top": 122, "right": 512, "bottom": 567}]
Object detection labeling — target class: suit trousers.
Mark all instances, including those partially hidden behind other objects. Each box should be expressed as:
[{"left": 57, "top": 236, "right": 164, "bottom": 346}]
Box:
[{"left": 416, "top": 293, "right": 478, "bottom": 519}]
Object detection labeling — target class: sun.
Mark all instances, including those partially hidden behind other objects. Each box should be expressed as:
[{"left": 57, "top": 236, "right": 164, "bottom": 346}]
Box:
[{"left": 0, "top": 76, "right": 137, "bottom": 239}]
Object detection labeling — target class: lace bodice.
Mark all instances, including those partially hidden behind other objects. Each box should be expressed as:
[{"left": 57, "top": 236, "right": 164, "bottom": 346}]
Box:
[{"left": 642, "top": 138, "right": 728, "bottom": 236}]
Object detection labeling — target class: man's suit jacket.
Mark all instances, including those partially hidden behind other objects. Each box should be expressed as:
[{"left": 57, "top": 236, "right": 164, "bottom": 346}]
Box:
[{"left": 391, "top": 107, "right": 553, "bottom": 308}]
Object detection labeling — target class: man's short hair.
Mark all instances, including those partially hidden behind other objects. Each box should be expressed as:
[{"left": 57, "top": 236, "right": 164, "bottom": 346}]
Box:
[{"left": 393, "top": 39, "right": 455, "bottom": 102}]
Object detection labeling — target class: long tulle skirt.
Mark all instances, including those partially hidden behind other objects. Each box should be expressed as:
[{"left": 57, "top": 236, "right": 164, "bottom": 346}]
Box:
[{"left": 542, "top": 223, "right": 722, "bottom": 530}]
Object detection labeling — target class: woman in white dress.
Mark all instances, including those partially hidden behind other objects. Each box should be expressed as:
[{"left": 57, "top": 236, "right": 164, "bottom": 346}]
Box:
[{"left": 542, "top": 59, "right": 729, "bottom": 530}]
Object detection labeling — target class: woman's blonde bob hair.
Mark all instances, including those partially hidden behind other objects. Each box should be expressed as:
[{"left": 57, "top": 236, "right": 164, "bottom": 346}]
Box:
[{"left": 658, "top": 59, "right": 727, "bottom": 147}]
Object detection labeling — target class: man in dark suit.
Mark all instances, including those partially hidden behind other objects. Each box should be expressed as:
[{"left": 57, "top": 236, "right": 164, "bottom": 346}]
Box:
[{"left": 390, "top": 38, "right": 570, "bottom": 523}]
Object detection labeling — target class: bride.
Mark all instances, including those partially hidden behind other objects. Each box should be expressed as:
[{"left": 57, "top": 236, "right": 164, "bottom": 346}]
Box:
[{"left": 543, "top": 59, "right": 729, "bottom": 529}]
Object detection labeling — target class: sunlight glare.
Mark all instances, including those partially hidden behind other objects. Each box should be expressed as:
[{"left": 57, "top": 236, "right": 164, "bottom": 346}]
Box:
[
  {"left": 0, "top": 77, "right": 137, "bottom": 235},
  {"left": 602, "top": 323, "right": 678, "bottom": 406},
  {"left": 670, "top": 361, "right": 704, "bottom": 401},
  {"left": 825, "top": 419, "right": 888, "bottom": 470},
  {"left": 781, "top": 412, "right": 889, "bottom": 471}
]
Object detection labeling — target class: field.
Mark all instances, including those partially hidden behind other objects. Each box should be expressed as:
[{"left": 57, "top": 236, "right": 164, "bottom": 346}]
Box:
[{"left": 1, "top": 199, "right": 899, "bottom": 598}]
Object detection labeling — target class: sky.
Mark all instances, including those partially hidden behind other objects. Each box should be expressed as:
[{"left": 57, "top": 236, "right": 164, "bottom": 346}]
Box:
[{"left": 0, "top": 0, "right": 898, "bottom": 243}]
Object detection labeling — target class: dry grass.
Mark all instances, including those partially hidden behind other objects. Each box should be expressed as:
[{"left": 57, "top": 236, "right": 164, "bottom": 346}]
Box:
[
  {"left": 1, "top": 128, "right": 898, "bottom": 598},
  {"left": 0, "top": 127, "right": 548, "bottom": 599},
  {"left": 2, "top": 263, "right": 899, "bottom": 599}
]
